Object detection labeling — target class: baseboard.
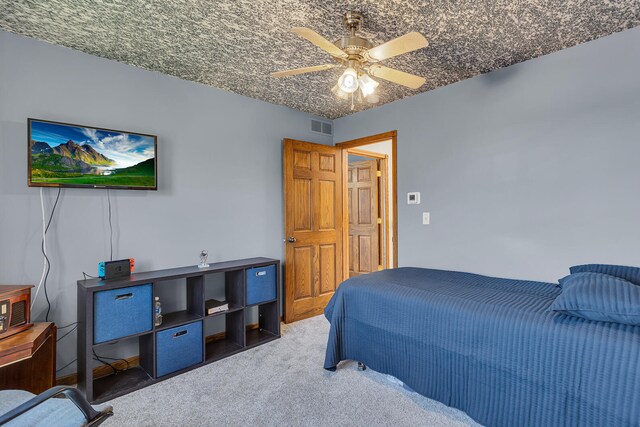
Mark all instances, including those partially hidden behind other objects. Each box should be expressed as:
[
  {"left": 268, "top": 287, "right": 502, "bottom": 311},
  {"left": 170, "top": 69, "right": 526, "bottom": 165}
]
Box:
[{"left": 57, "top": 320, "right": 281, "bottom": 385}]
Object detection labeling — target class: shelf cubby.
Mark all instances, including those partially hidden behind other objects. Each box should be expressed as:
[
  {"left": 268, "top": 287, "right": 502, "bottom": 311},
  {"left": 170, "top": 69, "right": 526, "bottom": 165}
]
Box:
[
  {"left": 205, "top": 310, "right": 245, "bottom": 362},
  {"left": 92, "top": 366, "right": 153, "bottom": 402},
  {"left": 154, "top": 275, "right": 204, "bottom": 319},
  {"left": 156, "top": 310, "right": 202, "bottom": 331},
  {"left": 245, "top": 300, "right": 279, "bottom": 348},
  {"left": 90, "top": 333, "right": 154, "bottom": 402},
  {"left": 202, "top": 270, "right": 245, "bottom": 316}
]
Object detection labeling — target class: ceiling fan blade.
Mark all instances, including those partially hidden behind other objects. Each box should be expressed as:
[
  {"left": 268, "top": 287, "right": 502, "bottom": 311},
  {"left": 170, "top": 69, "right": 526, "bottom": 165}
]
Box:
[
  {"left": 368, "top": 65, "right": 426, "bottom": 89},
  {"left": 365, "top": 32, "right": 428, "bottom": 62},
  {"left": 271, "top": 64, "right": 337, "bottom": 78},
  {"left": 291, "top": 27, "right": 348, "bottom": 59}
]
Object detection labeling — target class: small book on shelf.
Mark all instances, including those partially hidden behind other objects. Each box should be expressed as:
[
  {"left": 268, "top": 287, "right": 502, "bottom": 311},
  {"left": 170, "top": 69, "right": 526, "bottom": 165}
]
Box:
[{"left": 205, "top": 299, "right": 229, "bottom": 315}]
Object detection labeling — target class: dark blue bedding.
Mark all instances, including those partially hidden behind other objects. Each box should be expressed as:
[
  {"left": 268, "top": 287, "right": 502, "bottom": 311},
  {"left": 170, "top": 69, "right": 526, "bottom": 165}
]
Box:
[{"left": 324, "top": 268, "right": 640, "bottom": 427}]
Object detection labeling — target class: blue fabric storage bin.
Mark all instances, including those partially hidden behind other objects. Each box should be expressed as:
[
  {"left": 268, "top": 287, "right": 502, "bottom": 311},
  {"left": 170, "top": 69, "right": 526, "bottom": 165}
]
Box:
[
  {"left": 246, "top": 264, "right": 277, "bottom": 305},
  {"left": 156, "top": 321, "right": 203, "bottom": 377},
  {"left": 93, "top": 284, "right": 153, "bottom": 344}
]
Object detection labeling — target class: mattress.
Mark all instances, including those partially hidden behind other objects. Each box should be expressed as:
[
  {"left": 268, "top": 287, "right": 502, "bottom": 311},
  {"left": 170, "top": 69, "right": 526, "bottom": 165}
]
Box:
[{"left": 324, "top": 267, "right": 640, "bottom": 427}]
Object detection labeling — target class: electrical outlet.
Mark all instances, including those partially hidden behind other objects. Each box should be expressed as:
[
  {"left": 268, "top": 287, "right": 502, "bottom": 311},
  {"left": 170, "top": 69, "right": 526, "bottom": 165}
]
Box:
[{"left": 422, "top": 212, "right": 430, "bottom": 225}]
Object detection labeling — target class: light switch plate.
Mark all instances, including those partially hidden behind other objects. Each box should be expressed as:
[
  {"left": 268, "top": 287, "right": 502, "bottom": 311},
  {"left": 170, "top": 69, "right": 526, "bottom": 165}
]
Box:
[
  {"left": 407, "top": 192, "right": 420, "bottom": 204},
  {"left": 423, "top": 212, "right": 430, "bottom": 225}
]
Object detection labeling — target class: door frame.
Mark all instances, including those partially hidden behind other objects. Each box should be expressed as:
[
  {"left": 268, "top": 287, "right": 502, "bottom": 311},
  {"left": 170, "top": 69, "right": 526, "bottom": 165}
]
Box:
[
  {"left": 336, "top": 130, "right": 398, "bottom": 278},
  {"left": 346, "top": 150, "right": 389, "bottom": 273}
]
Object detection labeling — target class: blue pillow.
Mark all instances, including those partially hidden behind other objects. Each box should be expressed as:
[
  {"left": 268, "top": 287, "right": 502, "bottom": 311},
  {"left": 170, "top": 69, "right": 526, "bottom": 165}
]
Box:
[
  {"left": 551, "top": 272, "right": 640, "bottom": 325},
  {"left": 569, "top": 264, "right": 640, "bottom": 286}
]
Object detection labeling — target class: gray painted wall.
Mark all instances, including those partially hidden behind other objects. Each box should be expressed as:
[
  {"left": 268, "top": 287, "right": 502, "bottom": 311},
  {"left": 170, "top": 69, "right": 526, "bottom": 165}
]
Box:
[
  {"left": 0, "top": 31, "right": 331, "bottom": 374},
  {"left": 334, "top": 27, "right": 640, "bottom": 283},
  {"left": 3, "top": 25, "right": 640, "bottom": 376}
]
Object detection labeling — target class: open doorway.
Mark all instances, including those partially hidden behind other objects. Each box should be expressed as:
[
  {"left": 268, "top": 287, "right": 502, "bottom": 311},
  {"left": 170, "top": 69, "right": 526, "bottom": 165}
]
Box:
[
  {"left": 347, "top": 150, "right": 389, "bottom": 276},
  {"left": 337, "top": 131, "right": 398, "bottom": 278},
  {"left": 281, "top": 133, "right": 396, "bottom": 322}
]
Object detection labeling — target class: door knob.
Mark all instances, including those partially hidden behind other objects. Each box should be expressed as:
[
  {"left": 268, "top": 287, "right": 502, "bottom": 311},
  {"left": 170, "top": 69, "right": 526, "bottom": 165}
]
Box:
[{"left": 287, "top": 237, "right": 297, "bottom": 243}]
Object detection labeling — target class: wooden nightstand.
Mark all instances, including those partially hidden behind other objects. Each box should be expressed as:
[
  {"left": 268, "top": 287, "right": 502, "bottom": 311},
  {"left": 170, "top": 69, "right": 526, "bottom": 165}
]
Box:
[{"left": 0, "top": 323, "right": 57, "bottom": 394}]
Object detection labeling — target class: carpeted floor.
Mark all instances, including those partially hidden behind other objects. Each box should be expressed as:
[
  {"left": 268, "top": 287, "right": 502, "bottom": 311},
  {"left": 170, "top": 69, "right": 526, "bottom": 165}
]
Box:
[{"left": 106, "top": 315, "right": 481, "bottom": 426}]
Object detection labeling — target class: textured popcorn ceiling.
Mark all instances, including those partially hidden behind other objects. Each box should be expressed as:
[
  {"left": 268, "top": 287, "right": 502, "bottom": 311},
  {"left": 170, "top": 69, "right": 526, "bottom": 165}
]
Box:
[{"left": 1, "top": 1, "right": 639, "bottom": 119}]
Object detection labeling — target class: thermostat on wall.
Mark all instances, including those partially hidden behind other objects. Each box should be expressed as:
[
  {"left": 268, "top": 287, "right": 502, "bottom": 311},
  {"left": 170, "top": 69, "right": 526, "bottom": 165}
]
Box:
[{"left": 407, "top": 192, "right": 420, "bottom": 204}]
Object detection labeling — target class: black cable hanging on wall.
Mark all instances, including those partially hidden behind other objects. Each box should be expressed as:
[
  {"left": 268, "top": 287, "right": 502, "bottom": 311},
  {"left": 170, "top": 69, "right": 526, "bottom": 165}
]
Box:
[{"left": 40, "top": 187, "right": 62, "bottom": 322}]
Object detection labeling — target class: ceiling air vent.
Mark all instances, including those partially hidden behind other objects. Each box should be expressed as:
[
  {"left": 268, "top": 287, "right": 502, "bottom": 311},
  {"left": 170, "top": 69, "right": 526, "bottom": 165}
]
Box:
[{"left": 311, "top": 119, "right": 333, "bottom": 136}]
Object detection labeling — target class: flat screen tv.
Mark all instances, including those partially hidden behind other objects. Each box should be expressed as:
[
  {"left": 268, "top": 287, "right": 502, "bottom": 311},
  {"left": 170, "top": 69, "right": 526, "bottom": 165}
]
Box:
[{"left": 28, "top": 118, "right": 157, "bottom": 190}]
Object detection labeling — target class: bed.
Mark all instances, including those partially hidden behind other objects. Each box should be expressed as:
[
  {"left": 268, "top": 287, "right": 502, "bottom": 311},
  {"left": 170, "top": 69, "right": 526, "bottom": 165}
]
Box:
[{"left": 324, "top": 267, "right": 640, "bottom": 427}]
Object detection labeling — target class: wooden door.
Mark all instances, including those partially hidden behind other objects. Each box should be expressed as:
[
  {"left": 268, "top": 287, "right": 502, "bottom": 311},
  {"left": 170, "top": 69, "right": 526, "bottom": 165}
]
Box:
[
  {"left": 283, "top": 139, "right": 343, "bottom": 323},
  {"left": 348, "top": 160, "right": 380, "bottom": 276}
]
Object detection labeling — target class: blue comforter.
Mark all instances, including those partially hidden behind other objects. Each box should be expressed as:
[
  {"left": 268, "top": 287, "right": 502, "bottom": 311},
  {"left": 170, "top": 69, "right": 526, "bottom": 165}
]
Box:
[{"left": 324, "top": 268, "right": 640, "bottom": 427}]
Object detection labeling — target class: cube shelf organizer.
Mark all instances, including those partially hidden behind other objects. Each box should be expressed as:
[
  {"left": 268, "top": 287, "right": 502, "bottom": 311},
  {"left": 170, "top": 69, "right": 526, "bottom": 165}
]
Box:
[{"left": 77, "top": 257, "right": 280, "bottom": 403}]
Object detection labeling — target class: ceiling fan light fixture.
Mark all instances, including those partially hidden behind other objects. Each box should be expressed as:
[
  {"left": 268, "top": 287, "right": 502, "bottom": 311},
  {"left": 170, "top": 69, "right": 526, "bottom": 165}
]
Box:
[
  {"left": 331, "top": 84, "right": 350, "bottom": 100},
  {"left": 271, "top": 12, "right": 429, "bottom": 110},
  {"left": 359, "top": 74, "right": 379, "bottom": 97},
  {"left": 366, "top": 93, "right": 380, "bottom": 104},
  {"left": 338, "top": 67, "right": 359, "bottom": 93}
]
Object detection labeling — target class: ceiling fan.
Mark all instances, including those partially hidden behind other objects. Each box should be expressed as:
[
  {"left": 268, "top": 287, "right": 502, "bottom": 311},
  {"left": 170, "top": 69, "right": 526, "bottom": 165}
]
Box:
[{"left": 271, "top": 11, "right": 428, "bottom": 108}]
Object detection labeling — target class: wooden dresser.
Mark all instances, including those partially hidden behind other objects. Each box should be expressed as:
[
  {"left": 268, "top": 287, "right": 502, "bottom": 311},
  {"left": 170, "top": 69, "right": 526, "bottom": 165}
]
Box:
[{"left": 0, "top": 322, "right": 56, "bottom": 394}]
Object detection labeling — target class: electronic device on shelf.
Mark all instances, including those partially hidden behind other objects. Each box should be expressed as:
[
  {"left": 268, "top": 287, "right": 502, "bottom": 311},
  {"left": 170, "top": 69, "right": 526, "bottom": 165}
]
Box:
[
  {"left": 205, "top": 299, "right": 229, "bottom": 315},
  {"left": 0, "top": 285, "right": 34, "bottom": 340},
  {"left": 98, "top": 258, "right": 135, "bottom": 279}
]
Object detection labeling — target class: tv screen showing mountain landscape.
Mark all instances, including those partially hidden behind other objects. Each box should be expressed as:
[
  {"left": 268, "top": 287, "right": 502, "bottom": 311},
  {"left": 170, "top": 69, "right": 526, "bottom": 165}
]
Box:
[{"left": 28, "top": 119, "right": 157, "bottom": 189}]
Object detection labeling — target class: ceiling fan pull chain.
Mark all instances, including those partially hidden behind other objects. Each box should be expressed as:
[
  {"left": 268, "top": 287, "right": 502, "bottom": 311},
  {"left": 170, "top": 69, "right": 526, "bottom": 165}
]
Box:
[{"left": 351, "top": 92, "right": 355, "bottom": 110}]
